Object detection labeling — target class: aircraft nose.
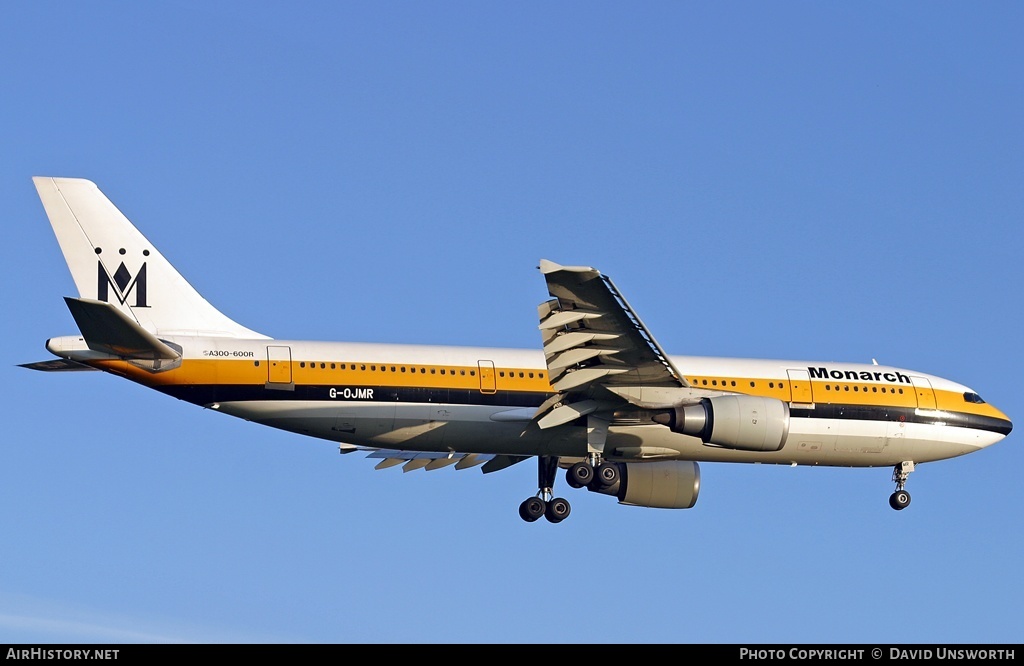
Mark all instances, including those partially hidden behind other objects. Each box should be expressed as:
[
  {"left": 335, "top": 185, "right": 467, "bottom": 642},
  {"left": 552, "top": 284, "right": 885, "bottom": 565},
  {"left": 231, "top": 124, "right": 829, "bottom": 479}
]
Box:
[
  {"left": 990, "top": 406, "right": 1012, "bottom": 438},
  {"left": 967, "top": 398, "right": 1013, "bottom": 448}
]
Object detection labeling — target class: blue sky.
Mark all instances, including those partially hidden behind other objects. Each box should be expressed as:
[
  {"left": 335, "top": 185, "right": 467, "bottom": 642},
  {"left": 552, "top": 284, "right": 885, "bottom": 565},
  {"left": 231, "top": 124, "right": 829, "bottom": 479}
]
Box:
[{"left": 2, "top": 1, "right": 1022, "bottom": 644}]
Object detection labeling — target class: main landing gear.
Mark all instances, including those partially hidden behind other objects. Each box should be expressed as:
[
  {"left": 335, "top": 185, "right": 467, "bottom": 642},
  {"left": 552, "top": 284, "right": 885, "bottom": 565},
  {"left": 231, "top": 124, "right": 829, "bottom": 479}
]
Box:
[
  {"left": 518, "top": 455, "right": 623, "bottom": 523},
  {"left": 519, "top": 456, "right": 571, "bottom": 523},
  {"left": 566, "top": 458, "right": 619, "bottom": 490},
  {"left": 889, "top": 461, "right": 914, "bottom": 510}
]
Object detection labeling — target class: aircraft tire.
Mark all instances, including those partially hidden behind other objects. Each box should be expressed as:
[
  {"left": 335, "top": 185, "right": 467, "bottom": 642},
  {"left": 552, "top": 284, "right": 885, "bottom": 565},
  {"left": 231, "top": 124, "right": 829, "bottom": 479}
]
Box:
[
  {"left": 567, "top": 462, "right": 593, "bottom": 489},
  {"left": 519, "top": 497, "right": 546, "bottom": 522},
  {"left": 545, "top": 497, "right": 571, "bottom": 523},
  {"left": 595, "top": 462, "right": 620, "bottom": 488},
  {"left": 889, "top": 490, "right": 911, "bottom": 511}
]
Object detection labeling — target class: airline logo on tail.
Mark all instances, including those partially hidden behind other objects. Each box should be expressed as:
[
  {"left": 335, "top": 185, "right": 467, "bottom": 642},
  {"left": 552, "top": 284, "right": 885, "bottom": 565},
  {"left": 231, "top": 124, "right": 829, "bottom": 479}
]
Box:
[{"left": 96, "top": 251, "right": 149, "bottom": 308}]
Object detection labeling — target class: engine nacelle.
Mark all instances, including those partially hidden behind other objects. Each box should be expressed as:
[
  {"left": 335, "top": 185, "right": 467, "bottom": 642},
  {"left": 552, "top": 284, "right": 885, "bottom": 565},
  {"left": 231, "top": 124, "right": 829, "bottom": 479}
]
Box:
[
  {"left": 586, "top": 461, "right": 700, "bottom": 509},
  {"left": 653, "top": 395, "right": 790, "bottom": 452}
]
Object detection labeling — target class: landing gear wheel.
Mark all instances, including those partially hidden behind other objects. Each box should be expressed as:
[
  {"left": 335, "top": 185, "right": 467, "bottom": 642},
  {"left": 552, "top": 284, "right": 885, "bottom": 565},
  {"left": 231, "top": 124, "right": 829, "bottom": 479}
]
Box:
[
  {"left": 567, "top": 461, "right": 594, "bottom": 489},
  {"left": 519, "top": 497, "right": 546, "bottom": 522},
  {"left": 594, "top": 462, "right": 620, "bottom": 488},
  {"left": 889, "top": 490, "right": 911, "bottom": 511},
  {"left": 545, "top": 497, "right": 571, "bottom": 523}
]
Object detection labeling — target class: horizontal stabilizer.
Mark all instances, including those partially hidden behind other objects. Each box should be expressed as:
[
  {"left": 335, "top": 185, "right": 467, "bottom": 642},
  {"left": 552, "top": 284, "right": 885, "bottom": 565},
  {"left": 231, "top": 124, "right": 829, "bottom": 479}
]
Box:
[
  {"left": 64, "top": 297, "right": 180, "bottom": 360},
  {"left": 19, "top": 358, "right": 98, "bottom": 372}
]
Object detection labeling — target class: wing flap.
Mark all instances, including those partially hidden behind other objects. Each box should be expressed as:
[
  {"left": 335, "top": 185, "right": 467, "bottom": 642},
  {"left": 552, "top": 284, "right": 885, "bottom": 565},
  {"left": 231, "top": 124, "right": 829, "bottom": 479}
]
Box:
[
  {"left": 537, "top": 399, "right": 603, "bottom": 429},
  {"left": 550, "top": 366, "right": 629, "bottom": 392},
  {"left": 539, "top": 309, "right": 603, "bottom": 330},
  {"left": 363, "top": 450, "right": 496, "bottom": 472},
  {"left": 543, "top": 331, "right": 621, "bottom": 356},
  {"left": 547, "top": 346, "right": 622, "bottom": 372}
]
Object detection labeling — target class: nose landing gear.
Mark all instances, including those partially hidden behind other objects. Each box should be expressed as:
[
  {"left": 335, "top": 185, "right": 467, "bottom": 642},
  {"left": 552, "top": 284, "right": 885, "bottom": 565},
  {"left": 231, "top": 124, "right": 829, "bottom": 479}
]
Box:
[{"left": 889, "top": 461, "right": 914, "bottom": 510}]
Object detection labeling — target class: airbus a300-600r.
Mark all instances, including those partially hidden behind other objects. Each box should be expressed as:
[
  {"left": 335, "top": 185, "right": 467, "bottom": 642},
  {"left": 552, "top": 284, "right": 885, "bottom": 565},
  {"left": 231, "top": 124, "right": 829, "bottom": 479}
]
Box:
[{"left": 23, "top": 177, "right": 1013, "bottom": 523}]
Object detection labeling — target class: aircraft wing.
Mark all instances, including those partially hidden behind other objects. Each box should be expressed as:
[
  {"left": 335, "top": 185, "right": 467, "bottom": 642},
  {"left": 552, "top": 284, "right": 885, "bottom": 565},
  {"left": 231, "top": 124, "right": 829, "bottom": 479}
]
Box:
[{"left": 532, "top": 260, "right": 708, "bottom": 434}]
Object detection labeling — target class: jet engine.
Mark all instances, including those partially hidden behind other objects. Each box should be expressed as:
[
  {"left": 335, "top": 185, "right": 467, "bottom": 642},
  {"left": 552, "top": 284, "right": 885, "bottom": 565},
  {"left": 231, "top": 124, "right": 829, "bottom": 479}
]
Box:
[
  {"left": 585, "top": 460, "right": 700, "bottom": 509},
  {"left": 652, "top": 395, "right": 790, "bottom": 452}
]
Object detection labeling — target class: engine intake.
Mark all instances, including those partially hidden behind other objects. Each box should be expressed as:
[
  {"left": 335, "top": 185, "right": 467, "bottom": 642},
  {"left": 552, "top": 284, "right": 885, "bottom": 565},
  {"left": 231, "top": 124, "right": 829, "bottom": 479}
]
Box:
[
  {"left": 653, "top": 395, "right": 790, "bottom": 452},
  {"left": 586, "top": 461, "right": 700, "bottom": 509}
]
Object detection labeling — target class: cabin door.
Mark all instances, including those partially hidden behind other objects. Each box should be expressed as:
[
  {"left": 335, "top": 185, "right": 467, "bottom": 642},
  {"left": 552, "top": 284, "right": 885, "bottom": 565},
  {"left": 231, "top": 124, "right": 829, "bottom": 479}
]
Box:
[{"left": 267, "top": 345, "right": 293, "bottom": 385}]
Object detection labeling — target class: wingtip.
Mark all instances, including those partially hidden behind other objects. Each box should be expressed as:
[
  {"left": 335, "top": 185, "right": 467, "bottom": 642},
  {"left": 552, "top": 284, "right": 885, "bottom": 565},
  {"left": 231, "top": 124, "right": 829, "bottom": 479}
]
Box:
[
  {"left": 538, "top": 259, "right": 562, "bottom": 274},
  {"left": 538, "top": 259, "right": 600, "bottom": 276}
]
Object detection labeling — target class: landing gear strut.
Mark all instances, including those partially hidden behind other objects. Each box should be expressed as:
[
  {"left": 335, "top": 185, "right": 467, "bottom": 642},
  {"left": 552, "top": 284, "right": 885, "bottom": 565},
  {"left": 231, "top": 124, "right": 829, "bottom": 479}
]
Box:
[
  {"left": 519, "top": 456, "right": 571, "bottom": 523},
  {"left": 889, "top": 461, "right": 914, "bottom": 510}
]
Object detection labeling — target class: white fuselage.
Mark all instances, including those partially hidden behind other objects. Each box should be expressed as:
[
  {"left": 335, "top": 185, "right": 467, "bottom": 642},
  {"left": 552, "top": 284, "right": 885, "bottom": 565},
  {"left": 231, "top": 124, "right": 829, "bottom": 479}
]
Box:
[{"left": 66, "top": 335, "right": 1007, "bottom": 469}]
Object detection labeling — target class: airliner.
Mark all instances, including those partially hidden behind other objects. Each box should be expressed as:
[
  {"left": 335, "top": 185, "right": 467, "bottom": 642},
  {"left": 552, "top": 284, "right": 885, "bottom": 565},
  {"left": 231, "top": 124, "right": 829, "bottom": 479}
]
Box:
[{"left": 22, "top": 177, "right": 1013, "bottom": 523}]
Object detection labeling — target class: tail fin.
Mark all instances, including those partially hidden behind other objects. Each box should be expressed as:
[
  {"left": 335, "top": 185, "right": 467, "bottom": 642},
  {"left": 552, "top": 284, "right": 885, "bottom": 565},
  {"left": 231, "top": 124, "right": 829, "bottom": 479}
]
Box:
[{"left": 33, "top": 177, "right": 267, "bottom": 339}]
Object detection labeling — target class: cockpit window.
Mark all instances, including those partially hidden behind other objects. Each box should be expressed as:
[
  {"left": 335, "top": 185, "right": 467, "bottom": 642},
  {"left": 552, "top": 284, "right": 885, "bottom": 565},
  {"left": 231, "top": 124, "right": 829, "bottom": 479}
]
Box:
[{"left": 963, "top": 392, "right": 986, "bottom": 404}]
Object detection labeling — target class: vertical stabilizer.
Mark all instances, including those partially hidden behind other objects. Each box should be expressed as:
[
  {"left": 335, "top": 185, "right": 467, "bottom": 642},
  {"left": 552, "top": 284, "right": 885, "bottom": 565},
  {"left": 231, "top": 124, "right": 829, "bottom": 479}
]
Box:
[{"left": 33, "top": 177, "right": 268, "bottom": 339}]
